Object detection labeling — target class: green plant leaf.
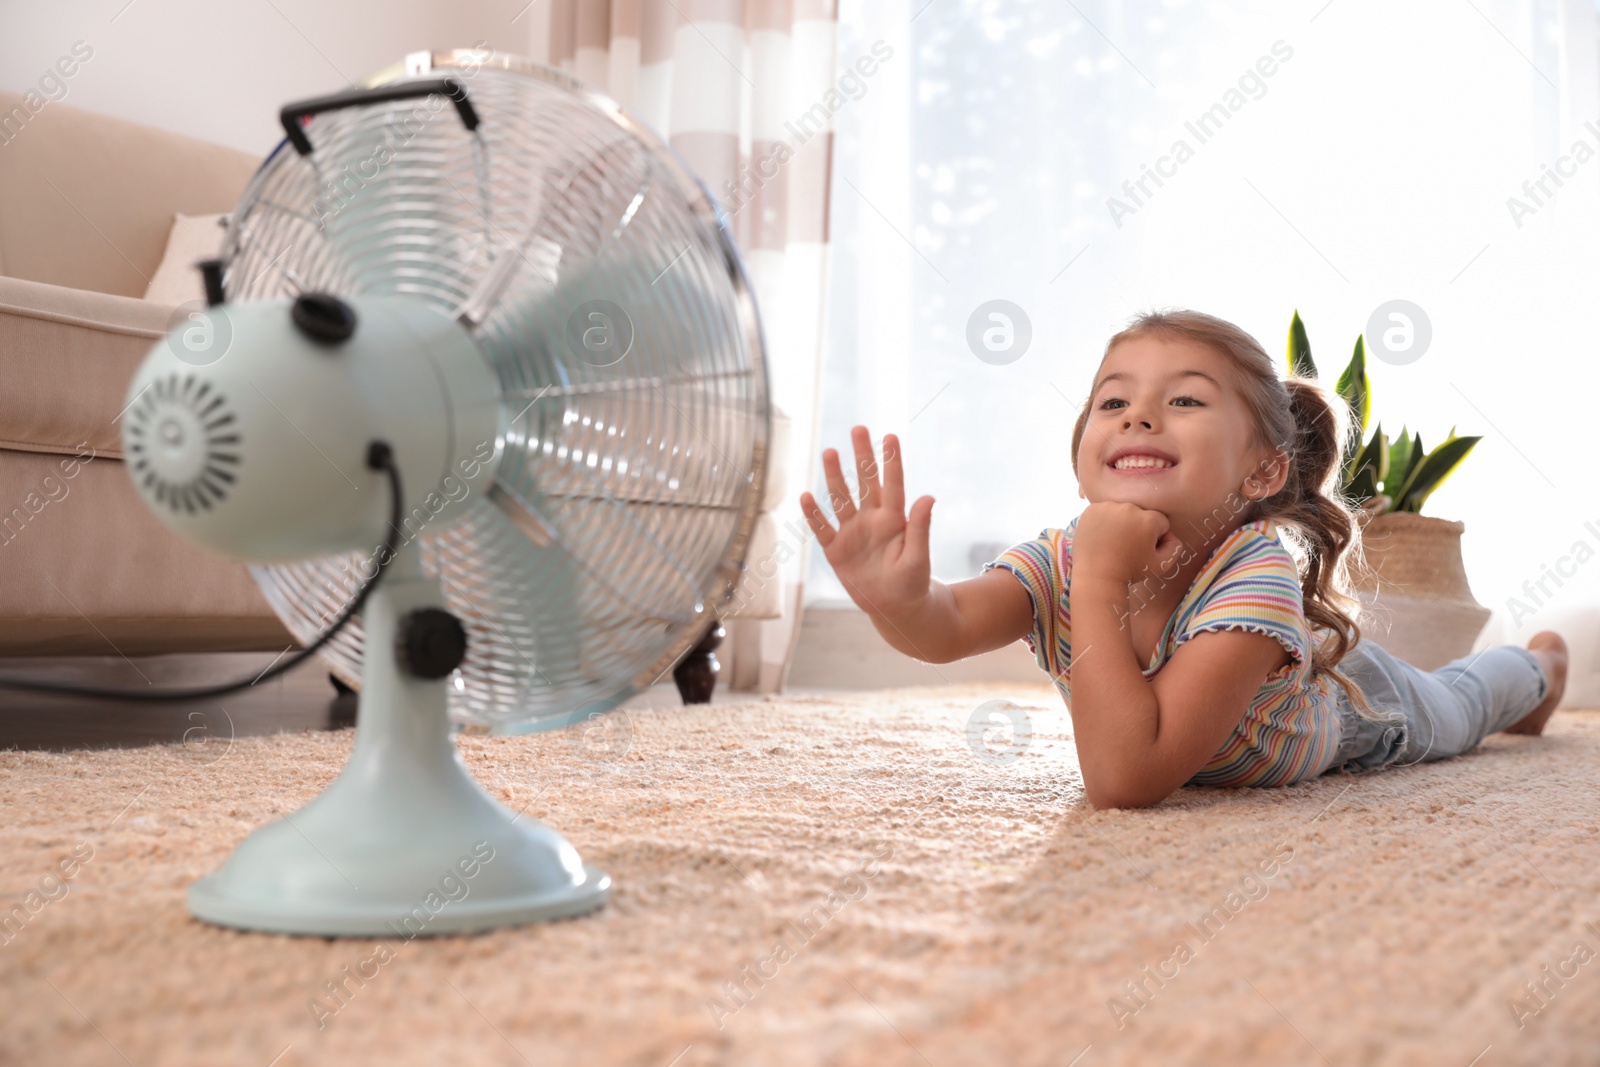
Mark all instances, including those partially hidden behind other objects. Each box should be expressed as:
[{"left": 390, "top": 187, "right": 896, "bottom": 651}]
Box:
[
  {"left": 1287, "top": 310, "right": 1317, "bottom": 379},
  {"left": 1333, "top": 336, "right": 1369, "bottom": 477},
  {"left": 1344, "top": 423, "right": 1388, "bottom": 504},
  {"left": 1335, "top": 335, "right": 1369, "bottom": 438},
  {"left": 1393, "top": 433, "right": 1480, "bottom": 513},
  {"left": 1388, "top": 428, "right": 1427, "bottom": 499},
  {"left": 1347, "top": 465, "right": 1378, "bottom": 504},
  {"left": 1382, "top": 425, "right": 1409, "bottom": 497}
]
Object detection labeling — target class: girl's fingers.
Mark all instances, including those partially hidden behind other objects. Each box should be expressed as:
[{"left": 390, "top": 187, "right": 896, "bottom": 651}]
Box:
[
  {"left": 821, "top": 447, "right": 857, "bottom": 523},
  {"left": 904, "top": 495, "right": 934, "bottom": 569},
  {"left": 880, "top": 432, "right": 905, "bottom": 515},
  {"left": 851, "top": 425, "right": 882, "bottom": 510},
  {"left": 799, "top": 492, "right": 836, "bottom": 547}
]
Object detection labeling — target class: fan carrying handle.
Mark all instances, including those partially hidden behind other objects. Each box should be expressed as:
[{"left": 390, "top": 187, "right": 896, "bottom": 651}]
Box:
[{"left": 279, "top": 78, "right": 480, "bottom": 156}]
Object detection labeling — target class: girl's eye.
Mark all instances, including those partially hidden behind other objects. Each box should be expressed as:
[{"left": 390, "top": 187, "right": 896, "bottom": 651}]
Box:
[
  {"left": 1171, "top": 395, "right": 1203, "bottom": 407},
  {"left": 1100, "top": 395, "right": 1203, "bottom": 406}
]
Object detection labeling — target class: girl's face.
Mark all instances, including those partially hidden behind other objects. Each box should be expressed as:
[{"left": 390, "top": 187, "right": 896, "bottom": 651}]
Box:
[{"left": 1077, "top": 334, "right": 1285, "bottom": 534}]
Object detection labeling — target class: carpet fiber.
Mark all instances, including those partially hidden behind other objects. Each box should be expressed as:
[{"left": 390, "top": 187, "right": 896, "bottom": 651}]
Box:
[{"left": 3, "top": 682, "right": 1598, "bottom": 1066}]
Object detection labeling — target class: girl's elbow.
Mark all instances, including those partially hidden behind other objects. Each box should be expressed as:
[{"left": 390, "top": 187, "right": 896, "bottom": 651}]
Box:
[
  {"left": 1086, "top": 787, "right": 1165, "bottom": 810},
  {"left": 1082, "top": 771, "right": 1169, "bottom": 810}
]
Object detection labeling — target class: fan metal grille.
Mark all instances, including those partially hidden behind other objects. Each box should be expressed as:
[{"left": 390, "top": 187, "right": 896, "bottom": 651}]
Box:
[{"left": 223, "top": 52, "right": 769, "bottom": 732}]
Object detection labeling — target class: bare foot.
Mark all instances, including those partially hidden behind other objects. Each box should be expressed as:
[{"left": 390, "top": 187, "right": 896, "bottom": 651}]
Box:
[{"left": 1504, "top": 631, "right": 1567, "bottom": 735}]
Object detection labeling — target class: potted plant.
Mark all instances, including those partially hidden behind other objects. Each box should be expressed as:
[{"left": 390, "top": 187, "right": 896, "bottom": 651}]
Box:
[{"left": 1286, "top": 311, "right": 1486, "bottom": 669}]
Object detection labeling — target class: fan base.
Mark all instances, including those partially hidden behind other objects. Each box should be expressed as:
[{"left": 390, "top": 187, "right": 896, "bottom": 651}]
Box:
[
  {"left": 189, "top": 864, "right": 609, "bottom": 937},
  {"left": 182, "top": 756, "right": 612, "bottom": 936},
  {"left": 186, "top": 540, "right": 611, "bottom": 937}
]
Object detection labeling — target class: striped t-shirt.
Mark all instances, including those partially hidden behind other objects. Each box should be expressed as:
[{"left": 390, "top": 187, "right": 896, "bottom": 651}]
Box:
[{"left": 982, "top": 515, "right": 1342, "bottom": 787}]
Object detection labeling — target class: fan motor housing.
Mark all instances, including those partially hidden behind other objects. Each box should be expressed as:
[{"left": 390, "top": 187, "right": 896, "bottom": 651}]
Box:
[{"left": 122, "top": 294, "right": 501, "bottom": 563}]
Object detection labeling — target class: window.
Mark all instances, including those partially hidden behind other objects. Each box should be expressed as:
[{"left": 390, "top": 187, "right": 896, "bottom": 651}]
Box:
[{"left": 809, "top": 0, "right": 1600, "bottom": 632}]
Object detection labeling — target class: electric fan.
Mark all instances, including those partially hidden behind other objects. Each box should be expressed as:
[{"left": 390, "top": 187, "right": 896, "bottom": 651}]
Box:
[{"left": 116, "top": 49, "right": 770, "bottom": 935}]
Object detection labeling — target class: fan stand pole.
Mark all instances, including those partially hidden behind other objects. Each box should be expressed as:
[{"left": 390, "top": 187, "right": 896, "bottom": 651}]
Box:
[{"left": 188, "top": 538, "right": 610, "bottom": 936}]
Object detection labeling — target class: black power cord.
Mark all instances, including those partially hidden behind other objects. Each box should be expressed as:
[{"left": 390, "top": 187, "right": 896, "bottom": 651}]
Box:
[{"left": 0, "top": 441, "right": 403, "bottom": 703}]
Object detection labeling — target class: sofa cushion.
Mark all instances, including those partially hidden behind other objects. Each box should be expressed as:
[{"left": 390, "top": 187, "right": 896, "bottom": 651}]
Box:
[
  {"left": 0, "top": 448, "right": 290, "bottom": 654},
  {"left": 143, "top": 212, "right": 229, "bottom": 306},
  {"left": 0, "top": 275, "right": 171, "bottom": 458},
  {"left": 0, "top": 90, "right": 257, "bottom": 298}
]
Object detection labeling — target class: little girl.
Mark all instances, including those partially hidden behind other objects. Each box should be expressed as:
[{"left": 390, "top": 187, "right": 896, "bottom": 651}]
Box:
[{"left": 799, "top": 308, "right": 1568, "bottom": 808}]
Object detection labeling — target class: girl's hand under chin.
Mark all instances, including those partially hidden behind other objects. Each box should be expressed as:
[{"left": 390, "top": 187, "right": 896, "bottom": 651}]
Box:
[{"left": 1074, "top": 500, "right": 1189, "bottom": 585}]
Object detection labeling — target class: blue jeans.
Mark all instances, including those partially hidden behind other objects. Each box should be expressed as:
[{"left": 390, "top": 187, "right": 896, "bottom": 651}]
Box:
[{"left": 1325, "top": 640, "right": 1549, "bottom": 775}]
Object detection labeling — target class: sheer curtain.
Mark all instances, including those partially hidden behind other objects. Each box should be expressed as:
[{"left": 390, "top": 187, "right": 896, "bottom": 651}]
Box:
[{"left": 810, "top": 0, "right": 1600, "bottom": 698}]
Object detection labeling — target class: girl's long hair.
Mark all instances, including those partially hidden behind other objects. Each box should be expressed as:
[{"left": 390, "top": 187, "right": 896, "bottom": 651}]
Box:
[{"left": 1070, "top": 308, "right": 1380, "bottom": 718}]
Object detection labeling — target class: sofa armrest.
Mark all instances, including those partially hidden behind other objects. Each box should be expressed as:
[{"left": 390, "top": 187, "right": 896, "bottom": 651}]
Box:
[{"left": 0, "top": 274, "right": 173, "bottom": 459}]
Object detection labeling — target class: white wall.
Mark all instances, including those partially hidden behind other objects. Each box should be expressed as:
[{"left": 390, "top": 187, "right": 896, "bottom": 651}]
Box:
[{"left": 0, "top": 0, "right": 553, "bottom": 155}]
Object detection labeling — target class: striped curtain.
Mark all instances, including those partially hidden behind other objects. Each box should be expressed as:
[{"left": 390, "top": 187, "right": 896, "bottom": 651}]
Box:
[{"left": 533, "top": 1, "right": 840, "bottom": 693}]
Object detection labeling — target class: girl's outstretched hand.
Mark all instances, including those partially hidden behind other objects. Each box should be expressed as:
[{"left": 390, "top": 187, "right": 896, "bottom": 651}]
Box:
[{"left": 800, "top": 426, "right": 935, "bottom": 621}]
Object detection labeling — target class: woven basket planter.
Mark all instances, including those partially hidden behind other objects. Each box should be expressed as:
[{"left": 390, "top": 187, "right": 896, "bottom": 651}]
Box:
[{"left": 1350, "top": 511, "right": 1491, "bottom": 670}]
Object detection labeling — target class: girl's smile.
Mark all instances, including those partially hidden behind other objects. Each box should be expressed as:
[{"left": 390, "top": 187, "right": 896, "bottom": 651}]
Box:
[{"left": 1107, "top": 446, "right": 1179, "bottom": 473}]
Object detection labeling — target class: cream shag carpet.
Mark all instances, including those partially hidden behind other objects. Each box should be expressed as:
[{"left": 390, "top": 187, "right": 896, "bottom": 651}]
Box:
[{"left": 3, "top": 682, "right": 1598, "bottom": 1066}]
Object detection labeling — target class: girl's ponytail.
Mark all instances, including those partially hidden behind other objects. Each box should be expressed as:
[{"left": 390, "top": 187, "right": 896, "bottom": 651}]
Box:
[{"left": 1270, "top": 379, "right": 1377, "bottom": 717}]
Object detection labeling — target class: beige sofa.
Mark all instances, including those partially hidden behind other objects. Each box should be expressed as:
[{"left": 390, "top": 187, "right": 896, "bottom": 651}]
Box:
[
  {"left": 0, "top": 90, "right": 790, "bottom": 669},
  {"left": 0, "top": 90, "right": 295, "bottom": 656}
]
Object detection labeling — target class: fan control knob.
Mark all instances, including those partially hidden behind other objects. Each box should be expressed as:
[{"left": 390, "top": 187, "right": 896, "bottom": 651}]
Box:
[
  {"left": 291, "top": 292, "right": 357, "bottom": 345},
  {"left": 395, "top": 607, "right": 467, "bottom": 679}
]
